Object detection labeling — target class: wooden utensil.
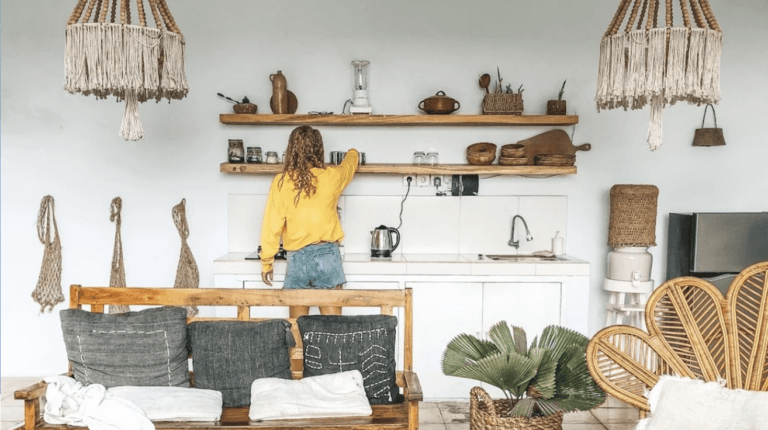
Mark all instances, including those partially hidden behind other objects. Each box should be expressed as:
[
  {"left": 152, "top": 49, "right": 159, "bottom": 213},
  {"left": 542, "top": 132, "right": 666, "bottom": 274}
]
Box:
[
  {"left": 516, "top": 130, "right": 591, "bottom": 165},
  {"left": 479, "top": 74, "right": 491, "bottom": 94},
  {"left": 270, "top": 90, "right": 298, "bottom": 114}
]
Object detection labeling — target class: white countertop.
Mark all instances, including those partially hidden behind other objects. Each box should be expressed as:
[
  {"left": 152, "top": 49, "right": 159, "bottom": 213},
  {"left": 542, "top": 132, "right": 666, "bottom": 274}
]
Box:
[{"left": 214, "top": 253, "right": 589, "bottom": 276}]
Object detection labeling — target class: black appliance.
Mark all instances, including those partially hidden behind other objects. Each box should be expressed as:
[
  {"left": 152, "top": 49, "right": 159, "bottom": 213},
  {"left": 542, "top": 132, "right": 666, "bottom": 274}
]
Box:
[
  {"left": 667, "top": 212, "right": 768, "bottom": 293},
  {"left": 245, "top": 245, "right": 287, "bottom": 261}
]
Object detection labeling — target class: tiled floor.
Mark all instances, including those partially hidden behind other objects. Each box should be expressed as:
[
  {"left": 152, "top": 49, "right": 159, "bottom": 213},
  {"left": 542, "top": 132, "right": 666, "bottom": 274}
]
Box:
[{"left": 1, "top": 378, "right": 639, "bottom": 430}]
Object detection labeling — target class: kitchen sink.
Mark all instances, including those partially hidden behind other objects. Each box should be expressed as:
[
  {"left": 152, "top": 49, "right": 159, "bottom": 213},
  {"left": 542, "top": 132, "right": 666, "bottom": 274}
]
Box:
[{"left": 478, "top": 254, "right": 564, "bottom": 262}]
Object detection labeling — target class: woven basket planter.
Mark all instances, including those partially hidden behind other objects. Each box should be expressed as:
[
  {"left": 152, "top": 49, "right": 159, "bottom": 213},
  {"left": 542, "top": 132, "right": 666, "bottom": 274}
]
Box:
[
  {"left": 470, "top": 387, "right": 563, "bottom": 430},
  {"left": 608, "top": 185, "right": 659, "bottom": 248},
  {"left": 546, "top": 100, "right": 566, "bottom": 115},
  {"left": 483, "top": 93, "right": 524, "bottom": 115}
]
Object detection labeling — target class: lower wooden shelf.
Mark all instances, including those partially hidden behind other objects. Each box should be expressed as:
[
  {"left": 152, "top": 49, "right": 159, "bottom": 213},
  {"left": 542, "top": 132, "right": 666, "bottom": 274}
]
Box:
[{"left": 220, "top": 162, "right": 576, "bottom": 176}]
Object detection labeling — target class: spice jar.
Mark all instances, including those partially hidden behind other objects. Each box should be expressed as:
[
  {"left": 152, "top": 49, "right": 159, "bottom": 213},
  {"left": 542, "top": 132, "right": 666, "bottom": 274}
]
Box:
[
  {"left": 265, "top": 151, "right": 279, "bottom": 164},
  {"left": 246, "top": 147, "right": 262, "bottom": 163},
  {"left": 228, "top": 139, "right": 244, "bottom": 163},
  {"left": 413, "top": 151, "right": 425, "bottom": 165}
]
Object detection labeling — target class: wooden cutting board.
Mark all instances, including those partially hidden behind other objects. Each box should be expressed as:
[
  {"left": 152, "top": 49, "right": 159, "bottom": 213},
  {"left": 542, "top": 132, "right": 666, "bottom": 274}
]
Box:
[{"left": 517, "top": 130, "right": 591, "bottom": 165}]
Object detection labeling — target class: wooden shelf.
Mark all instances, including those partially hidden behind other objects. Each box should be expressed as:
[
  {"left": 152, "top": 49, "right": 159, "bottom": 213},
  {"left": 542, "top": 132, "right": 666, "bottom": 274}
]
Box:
[
  {"left": 220, "top": 163, "right": 576, "bottom": 176},
  {"left": 219, "top": 114, "right": 579, "bottom": 127}
]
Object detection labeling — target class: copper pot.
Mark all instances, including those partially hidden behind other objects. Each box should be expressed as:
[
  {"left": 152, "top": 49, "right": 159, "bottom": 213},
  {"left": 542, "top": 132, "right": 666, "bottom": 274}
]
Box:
[{"left": 418, "top": 91, "right": 460, "bottom": 115}]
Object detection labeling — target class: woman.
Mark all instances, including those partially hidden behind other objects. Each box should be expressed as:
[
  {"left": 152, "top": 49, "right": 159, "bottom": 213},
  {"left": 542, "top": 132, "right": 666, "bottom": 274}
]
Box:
[{"left": 260, "top": 125, "right": 358, "bottom": 317}]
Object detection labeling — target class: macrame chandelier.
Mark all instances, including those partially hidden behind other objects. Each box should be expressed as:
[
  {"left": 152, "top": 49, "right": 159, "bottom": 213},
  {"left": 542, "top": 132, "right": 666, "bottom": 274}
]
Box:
[
  {"left": 65, "top": 0, "right": 188, "bottom": 140},
  {"left": 595, "top": 0, "right": 722, "bottom": 150}
]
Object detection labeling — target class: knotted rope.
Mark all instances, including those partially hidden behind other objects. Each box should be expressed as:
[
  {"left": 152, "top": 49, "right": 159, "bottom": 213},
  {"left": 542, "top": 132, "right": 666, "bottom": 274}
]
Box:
[
  {"left": 32, "top": 196, "right": 65, "bottom": 313},
  {"left": 108, "top": 197, "right": 130, "bottom": 314},
  {"left": 172, "top": 199, "right": 198, "bottom": 317}
]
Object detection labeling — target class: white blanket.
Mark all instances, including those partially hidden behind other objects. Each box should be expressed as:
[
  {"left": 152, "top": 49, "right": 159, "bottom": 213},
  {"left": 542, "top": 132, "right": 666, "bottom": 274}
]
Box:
[
  {"left": 636, "top": 375, "right": 768, "bottom": 430},
  {"left": 107, "top": 386, "right": 222, "bottom": 422},
  {"left": 249, "top": 370, "right": 372, "bottom": 420},
  {"left": 43, "top": 376, "right": 154, "bottom": 430}
]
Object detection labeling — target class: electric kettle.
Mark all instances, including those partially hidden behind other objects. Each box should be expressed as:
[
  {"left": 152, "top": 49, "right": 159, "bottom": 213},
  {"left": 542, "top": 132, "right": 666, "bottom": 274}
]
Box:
[{"left": 370, "top": 225, "right": 400, "bottom": 259}]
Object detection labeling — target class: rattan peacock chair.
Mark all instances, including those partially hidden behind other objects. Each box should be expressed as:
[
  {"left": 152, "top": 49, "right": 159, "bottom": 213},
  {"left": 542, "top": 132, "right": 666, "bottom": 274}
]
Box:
[{"left": 586, "top": 261, "right": 768, "bottom": 416}]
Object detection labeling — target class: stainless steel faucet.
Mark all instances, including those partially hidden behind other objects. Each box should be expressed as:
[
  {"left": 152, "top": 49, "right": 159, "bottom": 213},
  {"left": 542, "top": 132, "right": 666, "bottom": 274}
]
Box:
[{"left": 508, "top": 215, "right": 533, "bottom": 248}]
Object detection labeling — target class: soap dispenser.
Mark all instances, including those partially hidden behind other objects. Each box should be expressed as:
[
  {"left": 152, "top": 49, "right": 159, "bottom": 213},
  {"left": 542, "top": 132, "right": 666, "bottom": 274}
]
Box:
[{"left": 552, "top": 231, "right": 565, "bottom": 256}]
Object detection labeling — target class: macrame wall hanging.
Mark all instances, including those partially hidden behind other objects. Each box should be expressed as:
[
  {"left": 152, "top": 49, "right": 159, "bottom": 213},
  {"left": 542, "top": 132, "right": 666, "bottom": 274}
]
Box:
[
  {"left": 108, "top": 197, "right": 131, "bottom": 314},
  {"left": 32, "top": 196, "right": 65, "bottom": 313},
  {"left": 595, "top": 0, "right": 722, "bottom": 150},
  {"left": 172, "top": 199, "right": 199, "bottom": 317},
  {"left": 65, "top": 0, "right": 188, "bottom": 140}
]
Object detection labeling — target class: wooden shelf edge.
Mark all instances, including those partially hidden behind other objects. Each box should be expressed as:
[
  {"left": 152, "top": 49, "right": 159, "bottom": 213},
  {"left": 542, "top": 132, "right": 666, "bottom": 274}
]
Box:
[
  {"left": 220, "top": 163, "right": 576, "bottom": 176},
  {"left": 219, "top": 114, "right": 579, "bottom": 126}
]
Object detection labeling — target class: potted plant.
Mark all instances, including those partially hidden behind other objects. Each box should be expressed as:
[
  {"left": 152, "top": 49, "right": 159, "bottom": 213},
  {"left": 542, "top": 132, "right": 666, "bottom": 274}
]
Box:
[
  {"left": 481, "top": 67, "right": 524, "bottom": 115},
  {"left": 442, "top": 322, "right": 605, "bottom": 430},
  {"left": 547, "top": 80, "right": 567, "bottom": 115}
]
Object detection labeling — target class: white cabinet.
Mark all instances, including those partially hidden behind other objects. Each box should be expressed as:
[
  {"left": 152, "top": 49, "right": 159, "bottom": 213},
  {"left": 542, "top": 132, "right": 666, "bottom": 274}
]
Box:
[{"left": 409, "top": 282, "right": 483, "bottom": 401}]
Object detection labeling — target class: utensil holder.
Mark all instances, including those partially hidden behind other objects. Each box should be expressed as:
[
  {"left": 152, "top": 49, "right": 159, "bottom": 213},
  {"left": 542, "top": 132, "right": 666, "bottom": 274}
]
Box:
[
  {"left": 482, "top": 93, "right": 524, "bottom": 115},
  {"left": 547, "top": 100, "right": 567, "bottom": 115}
]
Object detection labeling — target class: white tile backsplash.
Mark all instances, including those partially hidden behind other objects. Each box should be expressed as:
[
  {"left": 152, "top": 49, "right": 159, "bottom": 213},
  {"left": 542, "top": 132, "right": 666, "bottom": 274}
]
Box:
[{"left": 228, "top": 194, "right": 567, "bottom": 255}]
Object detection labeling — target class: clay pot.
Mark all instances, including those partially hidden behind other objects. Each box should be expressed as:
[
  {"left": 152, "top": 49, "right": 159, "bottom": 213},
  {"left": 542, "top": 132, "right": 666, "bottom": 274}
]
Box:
[{"left": 418, "top": 91, "right": 460, "bottom": 114}]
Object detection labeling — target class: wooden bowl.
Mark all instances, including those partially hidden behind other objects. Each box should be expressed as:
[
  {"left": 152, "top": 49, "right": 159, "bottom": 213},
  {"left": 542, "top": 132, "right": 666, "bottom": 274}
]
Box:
[
  {"left": 233, "top": 103, "right": 258, "bottom": 114},
  {"left": 467, "top": 142, "right": 497, "bottom": 154},
  {"left": 500, "top": 143, "right": 525, "bottom": 157},
  {"left": 467, "top": 152, "right": 496, "bottom": 165},
  {"left": 498, "top": 157, "right": 529, "bottom": 166}
]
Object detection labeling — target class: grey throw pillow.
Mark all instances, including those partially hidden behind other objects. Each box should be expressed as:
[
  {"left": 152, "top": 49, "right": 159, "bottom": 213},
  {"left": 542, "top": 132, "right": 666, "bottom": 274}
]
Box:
[
  {"left": 188, "top": 320, "right": 295, "bottom": 407},
  {"left": 60, "top": 306, "right": 190, "bottom": 388},
  {"left": 297, "top": 315, "right": 403, "bottom": 404}
]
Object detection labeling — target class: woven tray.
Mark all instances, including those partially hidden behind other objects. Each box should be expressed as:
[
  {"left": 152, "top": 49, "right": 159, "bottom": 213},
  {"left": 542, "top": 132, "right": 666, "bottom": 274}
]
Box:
[
  {"left": 483, "top": 93, "right": 524, "bottom": 115},
  {"left": 470, "top": 387, "right": 563, "bottom": 430}
]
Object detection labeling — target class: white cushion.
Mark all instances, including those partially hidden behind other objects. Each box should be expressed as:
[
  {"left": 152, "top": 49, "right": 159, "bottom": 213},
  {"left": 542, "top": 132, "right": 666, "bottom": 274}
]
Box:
[
  {"left": 107, "top": 386, "right": 222, "bottom": 422},
  {"left": 249, "top": 370, "right": 373, "bottom": 420},
  {"left": 636, "top": 375, "right": 768, "bottom": 430}
]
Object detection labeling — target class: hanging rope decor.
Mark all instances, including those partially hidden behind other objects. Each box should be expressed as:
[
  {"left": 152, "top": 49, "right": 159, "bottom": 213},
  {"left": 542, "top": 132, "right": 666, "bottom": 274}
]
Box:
[
  {"left": 595, "top": 0, "right": 722, "bottom": 150},
  {"left": 32, "top": 196, "right": 65, "bottom": 313},
  {"left": 172, "top": 199, "right": 199, "bottom": 317},
  {"left": 64, "top": 0, "right": 188, "bottom": 140},
  {"left": 108, "top": 197, "right": 130, "bottom": 314}
]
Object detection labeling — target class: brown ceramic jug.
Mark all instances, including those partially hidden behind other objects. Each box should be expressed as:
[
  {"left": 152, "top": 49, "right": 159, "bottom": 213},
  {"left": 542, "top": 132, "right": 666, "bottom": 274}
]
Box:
[{"left": 270, "top": 71, "right": 288, "bottom": 114}]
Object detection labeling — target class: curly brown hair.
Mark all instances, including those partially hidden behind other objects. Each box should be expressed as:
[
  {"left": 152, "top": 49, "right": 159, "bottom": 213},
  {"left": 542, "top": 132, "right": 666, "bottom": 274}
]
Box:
[{"left": 279, "top": 125, "right": 326, "bottom": 205}]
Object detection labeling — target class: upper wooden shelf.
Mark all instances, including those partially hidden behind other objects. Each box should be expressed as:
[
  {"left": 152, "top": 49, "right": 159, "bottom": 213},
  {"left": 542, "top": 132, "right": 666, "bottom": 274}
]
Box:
[
  {"left": 220, "top": 162, "right": 576, "bottom": 176},
  {"left": 219, "top": 114, "right": 579, "bottom": 127}
]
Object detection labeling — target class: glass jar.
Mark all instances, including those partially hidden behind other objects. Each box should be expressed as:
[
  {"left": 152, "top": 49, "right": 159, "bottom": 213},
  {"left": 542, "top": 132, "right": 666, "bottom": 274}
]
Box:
[
  {"left": 228, "top": 140, "right": 244, "bottom": 163},
  {"left": 265, "top": 151, "right": 279, "bottom": 164},
  {"left": 426, "top": 152, "right": 439, "bottom": 166},
  {"left": 246, "top": 147, "right": 262, "bottom": 163},
  {"left": 413, "top": 151, "right": 425, "bottom": 165}
]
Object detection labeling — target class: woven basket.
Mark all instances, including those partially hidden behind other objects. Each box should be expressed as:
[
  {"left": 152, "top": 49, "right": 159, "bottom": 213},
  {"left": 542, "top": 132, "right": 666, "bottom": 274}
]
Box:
[
  {"left": 470, "top": 387, "right": 563, "bottom": 430},
  {"left": 233, "top": 103, "right": 257, "bottom": 114},
  {"left": 608, "top": 185, "right": 659, "bottom": 247},
  {"left": 546, "top": 100, "right": 566, "bottom": 115},
  {"left": 483, "top": 93, "right": 524, "bottom": 115}
]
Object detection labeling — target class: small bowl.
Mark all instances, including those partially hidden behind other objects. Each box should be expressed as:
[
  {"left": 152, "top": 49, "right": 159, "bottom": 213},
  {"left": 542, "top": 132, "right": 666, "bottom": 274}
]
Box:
[
  {"left": 500, "top": 143, "right": 525, "bottom": 157},
  {"left": 498, "top": 157, "right": 529, "bottom": 166},
  {"left": 467, "top": 142, "right": 497, "bottom": 154},
  {"left": 233, "top": 103, "right": 258, "bottom": 114}
]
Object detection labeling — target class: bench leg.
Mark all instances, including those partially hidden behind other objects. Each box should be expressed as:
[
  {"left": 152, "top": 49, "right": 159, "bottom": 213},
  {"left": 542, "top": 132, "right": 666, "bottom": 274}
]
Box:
[
  {"left": 408, "top": 401, "right": 419, "bottom": 430},
  {"left": 25, "top": 398, "right": 40, "bottom": 430}
]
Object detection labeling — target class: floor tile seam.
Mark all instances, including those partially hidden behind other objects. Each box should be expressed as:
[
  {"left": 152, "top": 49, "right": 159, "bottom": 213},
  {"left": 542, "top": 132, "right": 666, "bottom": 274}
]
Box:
[{"left": 589, "top": 409, "right": 610, "bottom": 430}]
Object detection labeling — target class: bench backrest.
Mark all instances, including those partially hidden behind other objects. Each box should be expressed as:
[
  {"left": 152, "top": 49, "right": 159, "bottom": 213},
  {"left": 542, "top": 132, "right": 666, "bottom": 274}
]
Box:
[{"left": 69, "top": 285, "right": 414, "bottom": 380}]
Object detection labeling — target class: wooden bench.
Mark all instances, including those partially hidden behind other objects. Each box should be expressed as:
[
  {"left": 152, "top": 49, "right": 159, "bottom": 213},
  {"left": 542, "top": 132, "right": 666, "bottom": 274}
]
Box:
[
  {"left": 15, "top": 285, "right": 422, "bottom": 430},
  {"left": 586, "top": 261, "right": 768, "bottom": 417}
]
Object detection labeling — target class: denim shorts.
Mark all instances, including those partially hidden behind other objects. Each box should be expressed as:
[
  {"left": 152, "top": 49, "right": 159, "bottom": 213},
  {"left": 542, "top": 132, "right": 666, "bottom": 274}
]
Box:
[{"left": 284, "top": 242, "right": 346, "bottom": 289}]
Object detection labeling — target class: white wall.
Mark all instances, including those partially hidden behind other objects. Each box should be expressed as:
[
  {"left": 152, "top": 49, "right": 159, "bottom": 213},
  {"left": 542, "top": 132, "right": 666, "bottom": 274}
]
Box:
[{"left": 2, "top": 0, "right": 767, "bottom": 377}]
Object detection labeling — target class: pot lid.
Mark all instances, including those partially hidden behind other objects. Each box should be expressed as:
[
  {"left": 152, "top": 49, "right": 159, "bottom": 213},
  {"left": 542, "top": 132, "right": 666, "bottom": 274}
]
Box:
[{"left": 424, "top": 91, "right": 455, "bottom": 101}]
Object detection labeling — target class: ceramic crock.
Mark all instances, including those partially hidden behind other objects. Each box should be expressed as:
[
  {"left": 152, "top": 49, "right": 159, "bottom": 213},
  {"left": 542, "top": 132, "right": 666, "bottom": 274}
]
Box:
[{"left": 606, "top": 246, "right": 652, "bottom": 282}]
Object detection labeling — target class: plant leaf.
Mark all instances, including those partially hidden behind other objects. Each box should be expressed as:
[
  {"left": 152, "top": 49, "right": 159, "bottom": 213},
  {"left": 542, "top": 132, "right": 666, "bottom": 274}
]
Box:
[
  {"left": 488, "top": 321, "right": 516, "bottom": 354},
  {"left": 509, "top": 398, "right": 537, "bottom": 417},
  {"left": 528, "top": 347, "right": 557, "bottom": 399},
  {"left": 512, "top": 326, "right": 527, "bottom": 356},
  {"left": 537, "top": 325, "right": 589, "bottom": 362},
  {"left": 447, "top": 351, "right": 536, "bottom": 395},
  {"left": 441, "top": 333, "right": 499, "bottom": 375}
]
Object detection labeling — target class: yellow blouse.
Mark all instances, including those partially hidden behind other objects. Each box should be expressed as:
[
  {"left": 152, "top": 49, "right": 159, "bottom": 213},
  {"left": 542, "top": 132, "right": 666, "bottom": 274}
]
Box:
[{"left": 259, "top": 149, "right": 359, "bottom": 272}]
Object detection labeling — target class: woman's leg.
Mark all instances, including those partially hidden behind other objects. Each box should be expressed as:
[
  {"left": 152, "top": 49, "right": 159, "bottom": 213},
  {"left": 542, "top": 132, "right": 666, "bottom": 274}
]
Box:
[
  {"left": 319, "top": 285, "right": 343, "bottom": 315},
  {"left": 289, "top": 306, "right": 310, "bottom": 318}
]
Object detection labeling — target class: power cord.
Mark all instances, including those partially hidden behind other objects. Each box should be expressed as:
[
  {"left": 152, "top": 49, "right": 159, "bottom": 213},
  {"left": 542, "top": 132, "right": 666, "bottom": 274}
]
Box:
[{"left": 397, "top": 177, "right": 412, "bottom": 230}]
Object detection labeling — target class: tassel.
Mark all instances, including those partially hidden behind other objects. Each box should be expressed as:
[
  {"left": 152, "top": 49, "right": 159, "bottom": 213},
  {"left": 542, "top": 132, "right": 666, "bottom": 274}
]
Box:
[
  {"left": 664, "top": 28, "right": 689, "bottom": 105},
  {"left": 645, "top": 28, "right": 667, "bottom": 99},
  {"left": 701, "top": 29, "right": 722, "bottom": 104},
  {"left": 595, "top": 37, "right": 611, "bottom": 111},
  {"left": 685, "top": 28, "right": 706, "bottom": 104},
  {"left": 608, "top": 34, "right": 627, "bottom": 110},
  {"left": 647, "top": 95, "right": 664, "bottom": 150},
  {"left": 120, "top": 89, "right": 143, "bottom": 140},
  {"left": 624, "top": 29, "right": 647, "bottom": 110}
]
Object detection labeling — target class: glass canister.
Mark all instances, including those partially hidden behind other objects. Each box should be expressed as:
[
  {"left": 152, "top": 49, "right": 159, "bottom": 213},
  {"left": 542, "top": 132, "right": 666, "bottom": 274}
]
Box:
[
  {"left": 413, "top": 151, "right": 425, "bottom": 165},
  {"left": 265, "top": 151, "right": 279, "bottom": 164},
  {"left": 246, "top": 147, "right": 262, "bottom": 163},
  {"left": 426, "top": 152, "right": 439, "bottom": 166},
  {"left": 228, "top": 139, "right": 244, "bottom": 163}
]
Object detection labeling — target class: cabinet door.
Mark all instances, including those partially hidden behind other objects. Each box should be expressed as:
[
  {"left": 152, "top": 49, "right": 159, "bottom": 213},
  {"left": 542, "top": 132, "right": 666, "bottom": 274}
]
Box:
[
  {"left": 481, "top": 283, "right": 562, "bottom": 398},
  {"left": 409, "top": 282, "right": 483, "bottom": 400}
]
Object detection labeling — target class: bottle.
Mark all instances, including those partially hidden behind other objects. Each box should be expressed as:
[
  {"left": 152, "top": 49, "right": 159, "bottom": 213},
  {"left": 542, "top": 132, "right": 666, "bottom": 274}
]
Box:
[
  {"left": 552, "top": 231, "right": 565, "bottom": 256},
  {"left": 269, "top": 71, "right": 288, "bottom": 114}
]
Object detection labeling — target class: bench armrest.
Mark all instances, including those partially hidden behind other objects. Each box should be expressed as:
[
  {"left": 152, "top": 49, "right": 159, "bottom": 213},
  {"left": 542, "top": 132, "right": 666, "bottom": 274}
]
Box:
[
  {"left": 15, "top": 380, "right": 46, "bottom": 401},
  {"left": 403, "top": 371, "right": 422, "bottom": 402}
]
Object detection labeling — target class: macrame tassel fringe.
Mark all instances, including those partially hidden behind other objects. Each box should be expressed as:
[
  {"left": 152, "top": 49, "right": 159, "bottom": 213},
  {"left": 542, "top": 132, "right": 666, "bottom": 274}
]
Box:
[
  {"left": 32, "top": 196, "right": 65, "bottom": 313},
  {"left": 664, "top": 28, "right": 690, "bottom": 105},
  {"left": 624, "top": 30, "right": 647, "bottom": 110},
  {"left": 160, "top": 32, "right": 188, "bottom": 100},
  {"left": 172, "top": 199, "right": 199, "bottom": 317},
  {"left": 647, "top": 95, "right": 664, "bottom": 151},
  {"left": 702, "top": 30, "right": 723, "bottom": 104},
  {"left": 685, "top": 28, "right": 706, "bottom": 103},
  {"left": 595, "top": 37, "right": 611, "bottom": 112},
  {"left": 120, "top": 89, "right": 143, "bottom": 141}
]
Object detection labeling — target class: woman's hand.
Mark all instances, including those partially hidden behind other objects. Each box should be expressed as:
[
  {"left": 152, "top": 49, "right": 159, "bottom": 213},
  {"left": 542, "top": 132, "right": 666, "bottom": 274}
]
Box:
[{"left": 262, "top": 270, "right": 273, "bottom": 286}]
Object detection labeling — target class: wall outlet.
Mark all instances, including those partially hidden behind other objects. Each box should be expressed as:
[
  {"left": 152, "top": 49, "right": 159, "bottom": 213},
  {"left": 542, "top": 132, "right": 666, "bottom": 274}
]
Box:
[
  {"left": 442, "top": 175, "right": 453, "bottom": 189},
  {"left": 416, "top": 174, "right": 431, "bottom": 187},
  {"left": 403, "top": 175, "right": 416, "bottom": 186}
]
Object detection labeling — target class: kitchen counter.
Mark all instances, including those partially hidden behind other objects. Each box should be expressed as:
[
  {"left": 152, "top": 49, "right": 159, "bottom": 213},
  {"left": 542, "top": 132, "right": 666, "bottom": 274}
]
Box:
[{"left": 213, "top": 252, "right": 589, "bottom": 276}]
